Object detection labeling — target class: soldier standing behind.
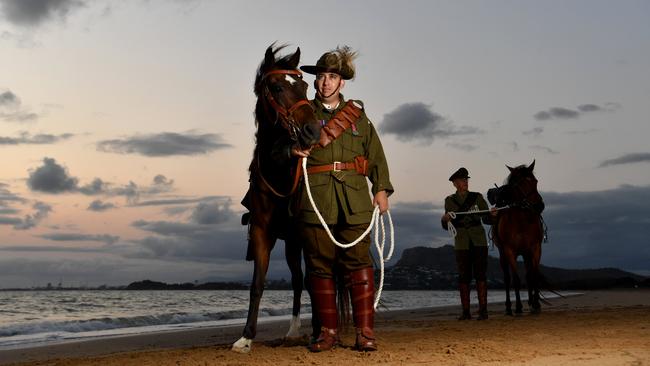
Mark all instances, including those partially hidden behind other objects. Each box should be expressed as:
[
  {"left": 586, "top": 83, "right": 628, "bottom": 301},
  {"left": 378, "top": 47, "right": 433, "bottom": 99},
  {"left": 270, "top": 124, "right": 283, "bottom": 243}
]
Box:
[
  {"left": 290, "top": 46, "right": 393, "bottom": 352},
  {"left": 441, "top": 167, "right": 496, "bottom": 320}
]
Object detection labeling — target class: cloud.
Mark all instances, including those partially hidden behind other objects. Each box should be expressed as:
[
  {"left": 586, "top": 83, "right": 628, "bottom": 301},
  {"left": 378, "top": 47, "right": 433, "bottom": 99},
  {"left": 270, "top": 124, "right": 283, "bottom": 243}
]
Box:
[
  {"left": 129, "top": 199, "right": 248, "bottom": 262},
  {"left": 446, "top": 142, "right": 477, "bottom": 152},
  {"left": 599, "top": 153, "right": 650, "bottom": 167},
  {"left": 379, "top": 102, "right": 482, "bottom": 144},
  {"left": 522, "top": 127, "right": 544, "bottom": 137},
  {"left": 39, "top": 232, "right": 119, "bottom": 245},
  {"left": 0, "top": 0, "right": 86, "bottom": 27},
  {"left": 189, "top": 199, "right": 233, "bottom": 225},
  {"left": 0, "top": 90, "right": 39, "bottom": 123},
  {"left": 529, "top": 145, "right": 559, "bottom": 154},
  {"left": 87, "top": 199, "right": 116, "bottom": 212},
  {"left": 96, "top": 132, "right": 232, "bottom": 157},
  {"left": 0, "top": 131, "right": 73, "bottom": 145},
  {"left": 26, "top": 157, "right": 175, "bottom": 202},
  {"left": 533, "top": 103, "right": 617, "bottom": 121},
  {"left": 0, "top": 30, "right": 39, "bottom": 47},
  {"left": 27, "top": 157, "right": 78, "bottom": 193},
  {"left": 0, "top": 201, "right": 53, "bottom": 230}
]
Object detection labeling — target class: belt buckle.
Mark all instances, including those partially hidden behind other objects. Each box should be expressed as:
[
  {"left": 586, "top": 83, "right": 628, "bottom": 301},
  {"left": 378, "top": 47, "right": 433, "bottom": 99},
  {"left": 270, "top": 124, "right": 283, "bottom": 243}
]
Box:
[{"left": 333, "top": 161, "right": 341, "bottom": 172}]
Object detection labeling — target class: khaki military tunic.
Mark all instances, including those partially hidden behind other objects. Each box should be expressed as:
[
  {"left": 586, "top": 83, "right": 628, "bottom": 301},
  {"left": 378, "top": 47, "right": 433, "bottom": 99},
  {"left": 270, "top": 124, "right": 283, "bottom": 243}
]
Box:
[
  {"left": 443, "top": 191, "right": 490, "bottom": 250},
  {"left": 291, "top": 96, "right": 393, "bottom": 225}
]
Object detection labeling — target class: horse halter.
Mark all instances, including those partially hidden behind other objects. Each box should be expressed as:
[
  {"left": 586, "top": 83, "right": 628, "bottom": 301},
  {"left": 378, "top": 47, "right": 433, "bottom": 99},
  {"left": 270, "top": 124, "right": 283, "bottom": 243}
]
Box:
[{"left": 259, "top": 69, "right": 311, "bottom": 130}]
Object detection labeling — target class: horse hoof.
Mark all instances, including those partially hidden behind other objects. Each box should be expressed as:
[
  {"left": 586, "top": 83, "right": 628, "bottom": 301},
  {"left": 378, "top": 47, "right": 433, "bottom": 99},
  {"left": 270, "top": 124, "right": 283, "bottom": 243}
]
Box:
[
  {"left": 515, "top": 308, "right": 523, "bottom": 314},
  {"left": 505, "top": 309, "right": 513, "bottom": 316},
  {"left": 232, "top": 337, "right": 252, "bottom": 354}
]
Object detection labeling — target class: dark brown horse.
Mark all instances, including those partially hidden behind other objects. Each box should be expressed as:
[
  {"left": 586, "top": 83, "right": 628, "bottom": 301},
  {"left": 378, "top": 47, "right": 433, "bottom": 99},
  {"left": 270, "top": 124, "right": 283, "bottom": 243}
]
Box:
[
  {"left": 492, "top": 160, "right": 545, "bottom": 315},
  {"left": 232, "top": 44, "right": 321, "bottom": 353}
]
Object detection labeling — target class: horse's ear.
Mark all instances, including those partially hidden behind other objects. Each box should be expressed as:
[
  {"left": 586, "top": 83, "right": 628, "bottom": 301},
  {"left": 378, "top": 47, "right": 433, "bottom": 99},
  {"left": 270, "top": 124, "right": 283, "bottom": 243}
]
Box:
[
  {"left": 287, "top": 47, "right": 301, "bottom": 69},
  {"left": 264, "top": 45, "right": 276, "bottom": 67},
  {"left": 529, "top": 159, "right": 536, "bottom": 171},
  {"left": 506, "top": 165, "right": 514, "bottom": 172}
]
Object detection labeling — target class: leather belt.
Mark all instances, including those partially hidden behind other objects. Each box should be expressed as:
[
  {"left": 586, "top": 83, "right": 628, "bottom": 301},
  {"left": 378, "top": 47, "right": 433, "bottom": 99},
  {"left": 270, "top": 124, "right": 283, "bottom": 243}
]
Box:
[
  {"left": 307, "top": 161, "right": 357, "bottom": 174},
  {"left": 305, "top": 156, "right": 369, "bottom": 176}
]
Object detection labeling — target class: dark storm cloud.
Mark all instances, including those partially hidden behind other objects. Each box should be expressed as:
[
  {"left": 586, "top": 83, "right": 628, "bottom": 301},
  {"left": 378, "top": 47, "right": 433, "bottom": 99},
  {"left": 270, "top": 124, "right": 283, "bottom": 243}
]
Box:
[
  {"left": 87, "top": 199, "right": 116, "bottom": 212},
  {"left": 96, "top": 132, "right": 232, "bottom": 157},
  {"left": 39, "top": 232, "right": 119, "bottom": 244},
  {"left": 0, "top": 132, "right": 73, "bottom": 145},
  {"left": 533, "top": 103, "right": 615, "bottom": 121},
  {"left": 0, "top": 0, "right": 86, "bottom": 26},
  {"left": 529, "top": 145, "right": 559, "bottom": 155},
  {"left": 598, "top": 153, "right": 650, "bottom": 167},
  {"left": 379, "top": 102, "right": 482, "bottom": 144}
]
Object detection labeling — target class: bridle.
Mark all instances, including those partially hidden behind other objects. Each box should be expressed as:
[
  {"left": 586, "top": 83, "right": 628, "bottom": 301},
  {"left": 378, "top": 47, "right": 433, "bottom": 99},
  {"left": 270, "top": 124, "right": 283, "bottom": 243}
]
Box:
[
  {"left": 255, "top": 69, "right": 311, "bottom": 198},
  {"left": 259, "top": 69, "right": 311, "bottom": 135},
  {"left": 508, "top": 174, "right": 541, "bottom": 209}
]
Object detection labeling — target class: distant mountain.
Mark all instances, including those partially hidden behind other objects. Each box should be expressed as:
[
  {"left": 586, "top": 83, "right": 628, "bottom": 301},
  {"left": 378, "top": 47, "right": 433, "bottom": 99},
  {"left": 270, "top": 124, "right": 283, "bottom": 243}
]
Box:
[{"left": 383, "top": 245, "right": 648, "bottom": 290}]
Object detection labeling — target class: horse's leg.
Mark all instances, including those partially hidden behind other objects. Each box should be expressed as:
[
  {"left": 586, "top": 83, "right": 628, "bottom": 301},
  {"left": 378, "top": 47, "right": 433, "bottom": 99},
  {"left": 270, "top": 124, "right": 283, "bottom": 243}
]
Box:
[
  {"left": 529, "top": 244, "right": 542, "bottom": 313},
  {"left": 507, "top": 254, "right": 523, "bottom": 314},
  {"left": 499, "top": 252, "right": 513, "bottom": 316},
  {"left": 284, "top": 236, "right": 303, "bottom": 339},
  {"left": 232, "top": 225, "right": 274, "bottom": 353}
]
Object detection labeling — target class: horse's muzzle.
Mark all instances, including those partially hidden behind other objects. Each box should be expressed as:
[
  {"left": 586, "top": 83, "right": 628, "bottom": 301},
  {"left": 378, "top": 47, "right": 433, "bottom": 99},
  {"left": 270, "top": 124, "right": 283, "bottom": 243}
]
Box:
[{"left": 298, "top": 122, "right": 322, "bottom": 149}]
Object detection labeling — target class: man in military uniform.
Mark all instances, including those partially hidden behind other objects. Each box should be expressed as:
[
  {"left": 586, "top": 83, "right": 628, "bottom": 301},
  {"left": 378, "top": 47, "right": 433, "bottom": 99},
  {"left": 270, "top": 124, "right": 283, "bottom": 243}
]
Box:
[
  {"left": 441, "top": 167, "right": 495, "bottom": 320},
  {"left": 290, "top": 46, "right": 393, "bottom": 352}
]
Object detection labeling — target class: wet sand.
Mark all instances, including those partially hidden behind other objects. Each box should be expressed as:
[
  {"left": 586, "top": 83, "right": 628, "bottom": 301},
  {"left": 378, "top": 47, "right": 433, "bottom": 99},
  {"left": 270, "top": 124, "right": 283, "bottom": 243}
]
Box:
[{"left": 2, "top": 289, "right": 649, "bottom": 366}]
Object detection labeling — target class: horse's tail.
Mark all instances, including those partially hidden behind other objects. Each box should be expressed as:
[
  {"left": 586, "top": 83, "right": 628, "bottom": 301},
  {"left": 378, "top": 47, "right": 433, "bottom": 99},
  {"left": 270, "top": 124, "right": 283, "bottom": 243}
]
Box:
[
  {"left": 537, "top": 272, "right": 565, "bottom": 305},
  {"left": 336, "top": 272, "right": 351, "bottom": 329}
]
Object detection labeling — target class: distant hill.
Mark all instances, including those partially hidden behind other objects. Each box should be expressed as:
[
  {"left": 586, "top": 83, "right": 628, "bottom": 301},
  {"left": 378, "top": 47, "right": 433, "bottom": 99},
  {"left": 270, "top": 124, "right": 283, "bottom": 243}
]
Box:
[
  {"left": 384, "top": 245, "right": 648, "bottom": 290},
  {"left": 125, "top": 279, "right": 291, "bottom": 291}
]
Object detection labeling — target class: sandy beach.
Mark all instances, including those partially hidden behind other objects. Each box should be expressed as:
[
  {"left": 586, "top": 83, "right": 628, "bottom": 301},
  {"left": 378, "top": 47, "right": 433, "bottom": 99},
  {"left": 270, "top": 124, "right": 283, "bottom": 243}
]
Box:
[{"left": 2, "top": 289, "right": 649, "bottom": 366}]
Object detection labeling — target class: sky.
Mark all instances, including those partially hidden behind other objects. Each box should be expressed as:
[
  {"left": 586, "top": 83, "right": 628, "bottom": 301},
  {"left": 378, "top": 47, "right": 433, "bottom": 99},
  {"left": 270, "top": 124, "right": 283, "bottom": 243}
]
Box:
[{"left": 0, "top": 0, "right": 649, "bottom": 288}]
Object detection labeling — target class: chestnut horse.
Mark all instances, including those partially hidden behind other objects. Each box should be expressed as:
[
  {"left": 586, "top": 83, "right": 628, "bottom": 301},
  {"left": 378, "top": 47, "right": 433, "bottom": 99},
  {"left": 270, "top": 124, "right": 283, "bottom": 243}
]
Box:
[
  {"left": 232, "top": 44, "right": 321, "bottom": 353},
  {"left": 492, "top": 160, "right": 545, "bottom": 315}
]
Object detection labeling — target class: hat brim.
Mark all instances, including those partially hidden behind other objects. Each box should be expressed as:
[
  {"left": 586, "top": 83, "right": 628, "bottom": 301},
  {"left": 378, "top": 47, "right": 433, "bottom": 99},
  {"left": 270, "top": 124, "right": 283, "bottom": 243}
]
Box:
[
  {"left": 300, "top": 65, "right": 353, "bottom": 80},
  {"left": 449, "top": 175, "right": 470, "bottom": 181}
]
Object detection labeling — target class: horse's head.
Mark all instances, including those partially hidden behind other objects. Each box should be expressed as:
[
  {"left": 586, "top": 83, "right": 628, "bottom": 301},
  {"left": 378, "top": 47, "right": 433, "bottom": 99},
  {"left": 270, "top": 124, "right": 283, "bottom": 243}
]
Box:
[
  {"left": 505, "top": 160, "right": 541, "bottom": 204},
  {"left": 254, "top": 44, "right": 321, "bottom": 150}
]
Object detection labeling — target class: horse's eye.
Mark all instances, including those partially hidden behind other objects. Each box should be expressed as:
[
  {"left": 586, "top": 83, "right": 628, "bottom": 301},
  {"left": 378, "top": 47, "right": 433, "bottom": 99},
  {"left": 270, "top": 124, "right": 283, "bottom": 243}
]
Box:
[{"left": 271, "top": 85, "right": 283, "bottom": 93}]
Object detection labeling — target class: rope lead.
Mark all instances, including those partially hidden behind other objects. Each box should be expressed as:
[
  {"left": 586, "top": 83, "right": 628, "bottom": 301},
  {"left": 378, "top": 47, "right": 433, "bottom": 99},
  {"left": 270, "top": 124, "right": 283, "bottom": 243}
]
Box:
[{"left": 301, "top": 158, "right": 394, "bottom": 310}]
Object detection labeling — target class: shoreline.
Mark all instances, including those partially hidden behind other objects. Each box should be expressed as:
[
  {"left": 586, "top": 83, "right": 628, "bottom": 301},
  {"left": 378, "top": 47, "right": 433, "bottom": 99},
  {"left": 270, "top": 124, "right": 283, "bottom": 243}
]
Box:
[{"left": 2, "top": 289, "right": 649, "bottom": 365}]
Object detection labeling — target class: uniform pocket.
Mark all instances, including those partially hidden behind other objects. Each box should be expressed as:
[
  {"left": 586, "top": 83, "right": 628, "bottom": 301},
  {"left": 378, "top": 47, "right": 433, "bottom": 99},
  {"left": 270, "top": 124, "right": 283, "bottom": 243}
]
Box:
[{"left": 343, "top": 175, "right": 373, "bottom": 214}]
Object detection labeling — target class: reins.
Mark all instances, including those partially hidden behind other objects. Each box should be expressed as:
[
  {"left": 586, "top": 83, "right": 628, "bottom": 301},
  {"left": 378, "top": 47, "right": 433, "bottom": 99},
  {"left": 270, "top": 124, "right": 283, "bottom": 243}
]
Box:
[{"left": 256, "top": 153, "right": 302, "bottom": 198}]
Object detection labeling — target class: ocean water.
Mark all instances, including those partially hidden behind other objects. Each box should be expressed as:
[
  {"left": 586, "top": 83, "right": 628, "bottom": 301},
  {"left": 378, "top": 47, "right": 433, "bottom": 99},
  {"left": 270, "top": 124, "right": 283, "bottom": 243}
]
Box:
[{"left": 0, "top": 289, "right": 554, "bottom": 349}]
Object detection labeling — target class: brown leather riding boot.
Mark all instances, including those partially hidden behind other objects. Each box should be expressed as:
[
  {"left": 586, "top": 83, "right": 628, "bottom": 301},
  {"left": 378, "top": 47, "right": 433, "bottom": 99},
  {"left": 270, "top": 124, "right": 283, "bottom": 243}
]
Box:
[
  {"left": 477, "top": 281, "right": 488, "bottom": 320},
  {"left": 308, "top": 276, "right": 338, "bottom": 352},
  {"left": 348, "top": 268, "right": 377, "bottom": 351},
  {"left": 458, "top": 283, "right": 471, "bottom": 320}
]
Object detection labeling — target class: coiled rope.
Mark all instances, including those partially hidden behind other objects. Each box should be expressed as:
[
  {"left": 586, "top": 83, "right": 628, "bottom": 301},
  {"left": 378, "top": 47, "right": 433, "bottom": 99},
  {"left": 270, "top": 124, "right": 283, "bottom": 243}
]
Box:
[{"left": 301, "top": 158, "right": 394, "bottom": 310}]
